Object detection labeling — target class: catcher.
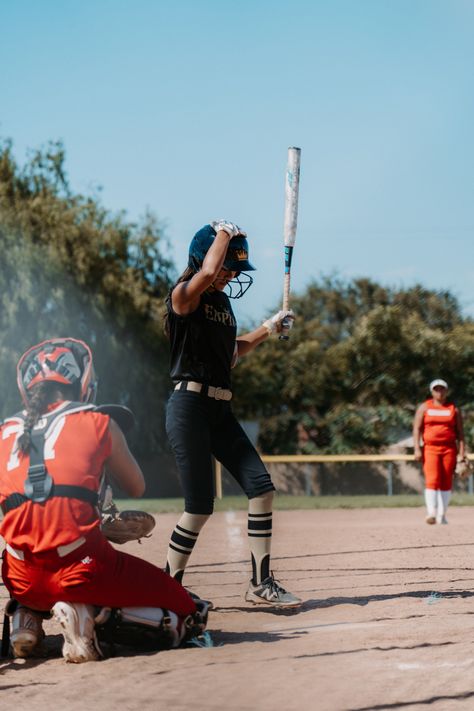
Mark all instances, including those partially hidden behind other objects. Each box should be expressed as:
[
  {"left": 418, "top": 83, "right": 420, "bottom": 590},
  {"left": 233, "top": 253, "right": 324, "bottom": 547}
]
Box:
[{"left": 0, "top": 338, "right": 208, "bottom": 662}]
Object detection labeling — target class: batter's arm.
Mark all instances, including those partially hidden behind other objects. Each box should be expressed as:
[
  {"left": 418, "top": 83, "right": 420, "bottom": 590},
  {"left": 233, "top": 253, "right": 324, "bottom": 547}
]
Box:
[
  {"left": 235, "top": 309, "right": 297, "bottom": 358},
  {"left": 235, "top": 326, "right": 270, "bottom": 358},
  {"left": 172, "top": 230, "right": 232, "bottom": 315},
  {"left": 412, "top": 403, "right": 427, "bottom": 461}
]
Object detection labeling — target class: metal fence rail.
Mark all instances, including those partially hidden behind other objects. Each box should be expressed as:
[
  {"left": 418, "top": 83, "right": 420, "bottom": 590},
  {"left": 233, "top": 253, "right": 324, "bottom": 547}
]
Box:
[{"left": 214, "top": 454, "right": 474, "bottom": 498}]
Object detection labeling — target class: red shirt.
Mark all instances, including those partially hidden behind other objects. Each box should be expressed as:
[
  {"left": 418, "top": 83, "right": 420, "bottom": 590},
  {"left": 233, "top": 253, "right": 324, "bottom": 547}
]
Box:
[
  {"left": 422, "top": 399, "right": 457, "bottom": 447},
  {"left": 0, "top": 401, "right": 111, "bottom": 553}
]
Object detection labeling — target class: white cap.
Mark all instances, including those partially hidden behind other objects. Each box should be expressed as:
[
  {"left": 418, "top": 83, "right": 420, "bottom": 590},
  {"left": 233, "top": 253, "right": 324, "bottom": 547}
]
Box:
[{"left": 429, "top": 378, "right": 448, "bottom": 391}]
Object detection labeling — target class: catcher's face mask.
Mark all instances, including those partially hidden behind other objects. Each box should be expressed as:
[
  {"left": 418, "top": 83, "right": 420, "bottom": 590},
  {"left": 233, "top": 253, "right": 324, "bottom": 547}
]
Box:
[{"left": 17, "top": 338, "right": 98, "bottom": 405}]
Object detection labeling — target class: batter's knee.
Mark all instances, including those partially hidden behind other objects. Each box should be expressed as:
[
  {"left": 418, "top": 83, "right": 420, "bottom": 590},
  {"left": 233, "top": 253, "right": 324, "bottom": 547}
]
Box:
[
  {"left": 249, "top": 490, "right": 274, "bottom": 509},
  {"left": 184, "top": 498, "right": 215, "bottom": 516}
]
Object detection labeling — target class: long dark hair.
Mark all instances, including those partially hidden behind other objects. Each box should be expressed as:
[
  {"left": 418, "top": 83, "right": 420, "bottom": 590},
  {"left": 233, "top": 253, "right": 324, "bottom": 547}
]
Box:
[
  {"left": 18, "top": 381, "right": 78, "bottom": 454},
  {"left": 163, "top": 266, "right": 195, "bottom": 338}
]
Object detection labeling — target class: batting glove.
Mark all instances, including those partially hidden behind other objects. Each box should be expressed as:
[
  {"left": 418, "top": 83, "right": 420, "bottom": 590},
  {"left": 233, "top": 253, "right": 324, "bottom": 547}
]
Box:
[
  {"left": 211, "top": 220, "right": 246, "bottom": 238},
  {"left": 262, "top": 309, "right": 295, "bottom": 335}
]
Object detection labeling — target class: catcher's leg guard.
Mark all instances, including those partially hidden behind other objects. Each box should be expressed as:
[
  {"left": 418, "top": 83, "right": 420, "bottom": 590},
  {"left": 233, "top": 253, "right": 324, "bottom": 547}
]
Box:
[
  {"left": 6, "top": 600, "right": 45, "bottom": 658},
  {"left": 183, "top": 599, "right": 210, "bottom": 640},
  {"left": 95, "top": 602, "right": 210, "bottom": 652}
]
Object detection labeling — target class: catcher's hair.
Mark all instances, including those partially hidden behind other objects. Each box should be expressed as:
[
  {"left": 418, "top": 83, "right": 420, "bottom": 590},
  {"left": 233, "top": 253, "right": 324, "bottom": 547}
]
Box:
[
  {"left": 163, "top": 266, "right": 195, "bottom": 338},
  {"left": 18, "top": 381, "right": 78, "bottom": 454}
]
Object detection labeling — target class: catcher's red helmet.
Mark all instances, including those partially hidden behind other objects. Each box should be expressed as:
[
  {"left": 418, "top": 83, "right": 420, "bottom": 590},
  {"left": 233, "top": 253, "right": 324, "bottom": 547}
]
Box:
[{"left": 17, "top": 338, "right": 97, "bottom": 405}]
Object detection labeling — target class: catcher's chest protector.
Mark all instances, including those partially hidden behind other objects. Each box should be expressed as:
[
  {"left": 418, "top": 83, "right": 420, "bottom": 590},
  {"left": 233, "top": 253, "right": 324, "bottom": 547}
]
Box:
[{"left": 1, "top": 403, "right": 98, "bottom": 515}]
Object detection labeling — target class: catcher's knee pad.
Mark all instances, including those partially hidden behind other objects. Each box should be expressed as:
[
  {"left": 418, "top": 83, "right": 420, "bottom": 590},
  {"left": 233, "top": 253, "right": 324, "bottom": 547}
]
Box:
[{"left": 95, "top": 606, "right": 187, "bottom": 652}]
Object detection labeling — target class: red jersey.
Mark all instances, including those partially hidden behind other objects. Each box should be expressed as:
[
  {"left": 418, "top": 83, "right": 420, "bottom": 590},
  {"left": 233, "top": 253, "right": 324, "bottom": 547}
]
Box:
[
  {"left": 422, "top": 399, "right": 457, "bottom": 447},
  {"left": 0, "top": 401, "right": 111, "bottom": 553}
]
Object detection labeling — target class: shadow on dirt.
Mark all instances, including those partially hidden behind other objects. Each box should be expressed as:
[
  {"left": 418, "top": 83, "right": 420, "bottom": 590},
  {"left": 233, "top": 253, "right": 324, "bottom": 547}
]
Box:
[
  {"left": 187, "top": 541, "right": 474, "bottom": 570},
  {"left": 298, "top": 588, "right": 474, "bottom": 609},
  {"left": 293, "top": 639, "right": 455, "bottom": 660},
  {"left": 210, "top": 628, "right": 304, "bottom": 644},
  {"left": 350, "top": 689, "right": 474, "bottom": 710}
]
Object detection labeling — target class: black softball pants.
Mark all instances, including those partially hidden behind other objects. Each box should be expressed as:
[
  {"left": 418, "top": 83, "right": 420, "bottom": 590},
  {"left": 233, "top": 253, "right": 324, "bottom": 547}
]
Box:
[{"left": 165, "top": 391, "right": 275, "bottom": 515}]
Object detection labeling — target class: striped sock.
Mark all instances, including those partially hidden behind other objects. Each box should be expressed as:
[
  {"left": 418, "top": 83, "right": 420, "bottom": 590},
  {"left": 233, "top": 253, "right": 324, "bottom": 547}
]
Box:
[
  {"left": 166, "top": 512, "right": 210, "bottom": 583},
  {"left": 248, "top": 492, "right": 274, "bottom": 585}
]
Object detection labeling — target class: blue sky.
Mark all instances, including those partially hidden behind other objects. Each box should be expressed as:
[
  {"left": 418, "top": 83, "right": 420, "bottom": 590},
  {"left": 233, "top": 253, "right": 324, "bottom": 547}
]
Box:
[{"left": 1, "top": 0, "right": 474, "bottom": 326}]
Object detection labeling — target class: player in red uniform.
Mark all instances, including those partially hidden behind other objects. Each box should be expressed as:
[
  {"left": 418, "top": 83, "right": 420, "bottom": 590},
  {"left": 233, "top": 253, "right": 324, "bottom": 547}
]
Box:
[
  {"left": 413, "top": 379, "right": 466, "bottom": 524},
  {"left": 1, "top": 338, "right": 207, "bottom": 662}
]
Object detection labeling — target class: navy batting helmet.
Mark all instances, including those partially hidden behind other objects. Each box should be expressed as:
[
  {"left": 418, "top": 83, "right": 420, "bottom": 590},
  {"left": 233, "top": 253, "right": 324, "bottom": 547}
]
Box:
[
  {"left": 188, "top": 224, "right": 255, "bottom": 298},
  {"left": 188, "top": 225, "right": 256, "bottom": 272}
]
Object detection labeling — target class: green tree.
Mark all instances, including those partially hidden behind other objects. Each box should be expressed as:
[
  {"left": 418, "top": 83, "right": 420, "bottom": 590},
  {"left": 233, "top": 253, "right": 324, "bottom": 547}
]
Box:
[
  {"left": 232, "top": 276, "right": 474, "bottom": 454},
  {"left": 0, "top": 140, "right": 176, "bottom": 490}
]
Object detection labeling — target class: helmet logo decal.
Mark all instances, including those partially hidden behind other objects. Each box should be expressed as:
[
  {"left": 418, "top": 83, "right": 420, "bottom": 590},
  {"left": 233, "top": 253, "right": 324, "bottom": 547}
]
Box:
[
  {"left": 228, "top": 248, "right": 248, "bottom": 262},
  {"left": 17, "top": 338, "right": 98, "bottom": 405}
]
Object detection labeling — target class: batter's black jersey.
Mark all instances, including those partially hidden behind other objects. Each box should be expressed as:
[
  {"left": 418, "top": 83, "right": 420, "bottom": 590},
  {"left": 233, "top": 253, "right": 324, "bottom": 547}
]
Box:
[{"left": 166, "top": 288, "right": 237, "bottom": 389}]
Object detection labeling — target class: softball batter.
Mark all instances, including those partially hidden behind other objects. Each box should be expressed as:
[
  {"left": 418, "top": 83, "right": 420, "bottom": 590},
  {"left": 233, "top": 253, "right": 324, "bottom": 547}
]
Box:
[{"left": 164, "top": 220, "right": 301, "bottom": 608}]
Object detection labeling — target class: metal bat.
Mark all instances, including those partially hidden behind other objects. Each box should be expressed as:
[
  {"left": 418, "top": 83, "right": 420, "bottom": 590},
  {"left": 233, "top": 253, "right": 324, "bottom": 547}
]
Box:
[{"left": 280, "top": 146, "right": 301, "bottom": 340}]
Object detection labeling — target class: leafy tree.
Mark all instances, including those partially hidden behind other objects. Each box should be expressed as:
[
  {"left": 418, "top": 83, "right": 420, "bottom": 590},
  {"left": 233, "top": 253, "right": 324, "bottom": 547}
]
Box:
[
  {"left": 0, "top": 140, "right": 175, "bottom": 490},
  {"left": 232, "top": 276, "right": 474, "bottom": 454}
]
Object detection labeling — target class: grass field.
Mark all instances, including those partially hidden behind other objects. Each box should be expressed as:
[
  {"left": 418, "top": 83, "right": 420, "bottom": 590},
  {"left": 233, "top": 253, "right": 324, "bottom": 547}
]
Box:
[{"left": 117, "top": 492, "right": 474, "bottom": 512}]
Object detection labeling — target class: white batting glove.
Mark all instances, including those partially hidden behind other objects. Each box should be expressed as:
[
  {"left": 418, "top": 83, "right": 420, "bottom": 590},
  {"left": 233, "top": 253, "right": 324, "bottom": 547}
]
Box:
[
  {"left": 211, "top": 220, "right": 246, "bottom": 238},
  {"left": 262, "top": 309, "right": 295, "bottom": 335}
]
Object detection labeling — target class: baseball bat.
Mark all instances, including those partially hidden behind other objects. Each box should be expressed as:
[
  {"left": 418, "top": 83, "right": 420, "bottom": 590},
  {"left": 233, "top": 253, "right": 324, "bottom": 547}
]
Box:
[{"left": 280, "top": 146, "right": 301, "bottom": 340}]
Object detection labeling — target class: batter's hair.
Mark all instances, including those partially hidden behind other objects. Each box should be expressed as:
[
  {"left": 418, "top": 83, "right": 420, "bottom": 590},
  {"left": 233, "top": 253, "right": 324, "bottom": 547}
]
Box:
[
  {"left": 18, "top": 380, "right": 78, "bottom": 454},
  {"left": 163, "top": 266, "right": 195, "bottom": 338}
]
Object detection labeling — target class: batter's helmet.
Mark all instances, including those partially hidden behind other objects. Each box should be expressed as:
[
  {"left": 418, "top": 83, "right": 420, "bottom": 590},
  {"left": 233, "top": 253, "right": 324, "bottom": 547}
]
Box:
[
  {"left": 188, "top": 224, "right": 255, "bottom": 298},
  {"left": 188, "top": 224, "right": 256, "bottom": 273},
  {"left": 17, "top": 338, "right": 98, "bottom": 405}
]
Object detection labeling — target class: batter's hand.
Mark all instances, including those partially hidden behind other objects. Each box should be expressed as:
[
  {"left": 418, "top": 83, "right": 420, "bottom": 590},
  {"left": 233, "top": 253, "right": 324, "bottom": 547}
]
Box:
[
  {"left": 211, "top": 220, "right": 246, "bottom": 238},
  {"left": 414, "top": 447, "right": 422, "bottom": 462},
  {"left": 262, "top": 309, "right": 295, "bottom": 335}
]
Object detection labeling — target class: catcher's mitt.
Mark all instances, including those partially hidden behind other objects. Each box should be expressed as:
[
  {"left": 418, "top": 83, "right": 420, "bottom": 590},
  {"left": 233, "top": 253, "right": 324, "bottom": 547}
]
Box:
[
  {"left": 101, "top": 507, "right": 156, "bottom": 545},
  {"left": 455, "top": 457, "right": 473, "bottom": 480}
]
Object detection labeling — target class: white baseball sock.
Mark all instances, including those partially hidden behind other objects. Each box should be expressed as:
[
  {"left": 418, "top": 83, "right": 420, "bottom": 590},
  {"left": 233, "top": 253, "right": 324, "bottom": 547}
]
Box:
[
  {"left": 437, "top": 490, "right": 451, "bottom": 520},
  {"left": 424, "top": 488, "right": 437, "bottom": 517}
]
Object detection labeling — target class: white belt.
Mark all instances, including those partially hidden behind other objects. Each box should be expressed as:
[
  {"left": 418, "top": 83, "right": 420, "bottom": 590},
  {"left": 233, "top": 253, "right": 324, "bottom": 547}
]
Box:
[
  {"left": 174, "top": 381, "right": 232, "bottom": 401},
  {"left": 5, "top": 536, "right": 86, "bottom": 560}
]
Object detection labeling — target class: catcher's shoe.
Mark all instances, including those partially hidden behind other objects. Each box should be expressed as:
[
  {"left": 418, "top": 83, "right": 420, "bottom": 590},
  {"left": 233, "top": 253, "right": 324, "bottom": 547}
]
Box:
[
  {"left": 8, "top": 602, "right": 45, "bottom": 658},
  {"left": 186, "top": 588, "right": 214, "bottom": 611},
  {"left": 245, "top": 575, "right": 302, "bottom": 608},
  {"left": 53, "top": 602, "right": 102, "bottom": 663},
  {"left": 183, "top": 599, "right": 210, "bottom": 641},
  {"left": 437, "top": 515, "right": 448, "bottom": 525}
]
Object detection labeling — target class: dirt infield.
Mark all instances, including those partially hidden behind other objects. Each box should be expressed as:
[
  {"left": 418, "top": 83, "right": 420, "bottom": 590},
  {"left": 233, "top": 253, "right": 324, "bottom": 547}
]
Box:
[{"left": 3, "top": 507, "right": 474, "bottom": 711}]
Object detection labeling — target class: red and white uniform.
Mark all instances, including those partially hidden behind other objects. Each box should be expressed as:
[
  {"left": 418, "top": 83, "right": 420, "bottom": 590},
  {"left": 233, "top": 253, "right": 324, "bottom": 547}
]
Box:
[
  {"left": 421, "top": 399, "right": 458, "bottom": 491},
  {"left": 0, "top": 402, "right": 194, "bottom": 615}
]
